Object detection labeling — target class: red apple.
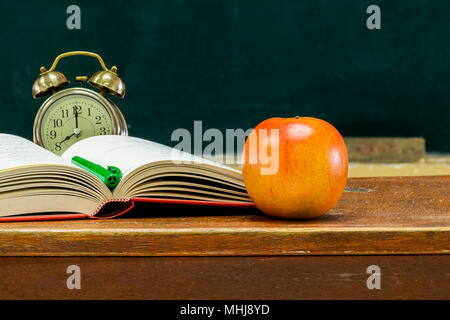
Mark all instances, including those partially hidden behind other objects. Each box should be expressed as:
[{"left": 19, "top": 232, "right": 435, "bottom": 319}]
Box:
[{"left": 242, "top": 117, "right": 348, "bottom": 219}]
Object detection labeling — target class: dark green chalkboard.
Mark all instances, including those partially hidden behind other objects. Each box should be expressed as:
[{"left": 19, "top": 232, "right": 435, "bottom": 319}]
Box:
[{"left": 0, "top": 0, "right": 449, "bottom": 151}]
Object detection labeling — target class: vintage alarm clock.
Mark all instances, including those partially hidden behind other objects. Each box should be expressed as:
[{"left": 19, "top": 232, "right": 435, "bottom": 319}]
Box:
[{"left": 32, "top": 51, "right": 128, "bottom": 155}]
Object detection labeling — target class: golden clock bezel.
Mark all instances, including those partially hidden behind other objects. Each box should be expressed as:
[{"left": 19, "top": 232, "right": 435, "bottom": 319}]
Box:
[{"left": 33, "top": 87, "right": 128, "bottom": 148}]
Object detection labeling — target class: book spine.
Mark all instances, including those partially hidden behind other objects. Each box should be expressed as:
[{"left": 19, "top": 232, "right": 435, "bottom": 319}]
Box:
[{"left": 91, "top": 198, "right": 134, "bottom": 219}]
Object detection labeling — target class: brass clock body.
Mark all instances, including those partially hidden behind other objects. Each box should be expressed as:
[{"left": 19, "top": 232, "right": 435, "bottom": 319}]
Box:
[{"left": 33, "top": 87, "right": 127, "bottom": 155}]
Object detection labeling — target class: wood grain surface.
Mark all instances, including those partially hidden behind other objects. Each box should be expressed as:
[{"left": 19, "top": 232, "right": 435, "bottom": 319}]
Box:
[
  {"left": 0, "top": 255, "right": 448, "bottom": 300},
  {"left": 0, "top": 176, "right": 448, "bottom": 256}
]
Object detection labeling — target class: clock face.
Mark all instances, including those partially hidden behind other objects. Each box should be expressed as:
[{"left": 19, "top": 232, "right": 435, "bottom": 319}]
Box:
[{"left": 40, "top": 93, "right": 114, "bottom": 155}]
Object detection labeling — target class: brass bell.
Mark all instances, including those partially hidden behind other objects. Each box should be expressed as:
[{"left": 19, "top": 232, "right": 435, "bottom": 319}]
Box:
[
  {"left": 32, "top": 67, "right": 69, "bottom": 98},
  {"left": 88, "top": 66, "right": 125, "bottom": 98}
]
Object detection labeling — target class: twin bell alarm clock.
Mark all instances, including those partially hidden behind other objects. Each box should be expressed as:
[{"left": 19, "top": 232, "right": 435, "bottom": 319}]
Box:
[{"left": 32, "top": 51, "right": 128, "bottom": 155}]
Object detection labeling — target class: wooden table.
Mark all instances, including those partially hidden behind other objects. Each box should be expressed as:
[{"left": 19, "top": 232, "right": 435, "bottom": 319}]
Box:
[{"left": 0, "top": 176, "right": 448, "bottom": 300}]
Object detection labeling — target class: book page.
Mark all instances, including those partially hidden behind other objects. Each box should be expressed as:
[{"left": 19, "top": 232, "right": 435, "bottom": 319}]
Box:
[
  {"left": 0, "top": 134, "right": 72, "bottom": 171},
  {"left": 61, "top": 135, "right": 240, "bottom": 177}
]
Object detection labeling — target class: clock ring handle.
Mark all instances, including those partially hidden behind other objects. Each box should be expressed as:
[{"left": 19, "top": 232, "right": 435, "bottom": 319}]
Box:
[
  {"left": 33, "top": 51, "right": 125, "bottom": 99},
  {"left": 42, "top": 51, "right": 109, "bottom": 75}
]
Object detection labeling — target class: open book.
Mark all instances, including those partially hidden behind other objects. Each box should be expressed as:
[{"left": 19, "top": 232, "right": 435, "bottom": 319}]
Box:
[{"left": 0, "top": 134, "right": 253, "bottom": 221}]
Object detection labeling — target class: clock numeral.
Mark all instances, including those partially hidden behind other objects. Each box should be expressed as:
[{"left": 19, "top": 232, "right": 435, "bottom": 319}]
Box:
[
  {"left": 53, "top": 119, "right": 63, "bottom": 128},
  {"left": 50, "top": 130, "right": 57, "bottom": 139},
  {"left": 88, "top": 108, "right": 91, "bottom": 116},
  {"left": 73, "top": 105, "right": 82, "bottom": 114},
  {"left": 61, "top": 109, "right": 69, "bottom": 118},
  {"left": 55, "top": 142, "right": 62, "bottom": 151},
  {"left": 99, "top": 127, "right": 107, "bottom": 135},
  {"left": 95, "top": 116, "right": 102, "bottom": 124}
]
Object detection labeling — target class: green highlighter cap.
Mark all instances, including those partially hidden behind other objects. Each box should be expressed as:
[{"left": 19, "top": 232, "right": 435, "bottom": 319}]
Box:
[{"left": 72, "top": 156, "right": 122, "bottom": 188}]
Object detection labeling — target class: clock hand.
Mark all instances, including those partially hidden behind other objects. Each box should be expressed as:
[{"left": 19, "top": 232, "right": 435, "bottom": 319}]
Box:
[
  {"left": 57, "top": 133, "right": 75, "bottom": 144},
  {"left": 74, "top": 107, "right": 80, "bottom": 138}
]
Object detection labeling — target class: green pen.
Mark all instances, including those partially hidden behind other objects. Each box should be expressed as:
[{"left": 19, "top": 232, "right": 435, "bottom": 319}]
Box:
[{"left": 72, "top": 156, "right": 122, "bottom": 189}]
